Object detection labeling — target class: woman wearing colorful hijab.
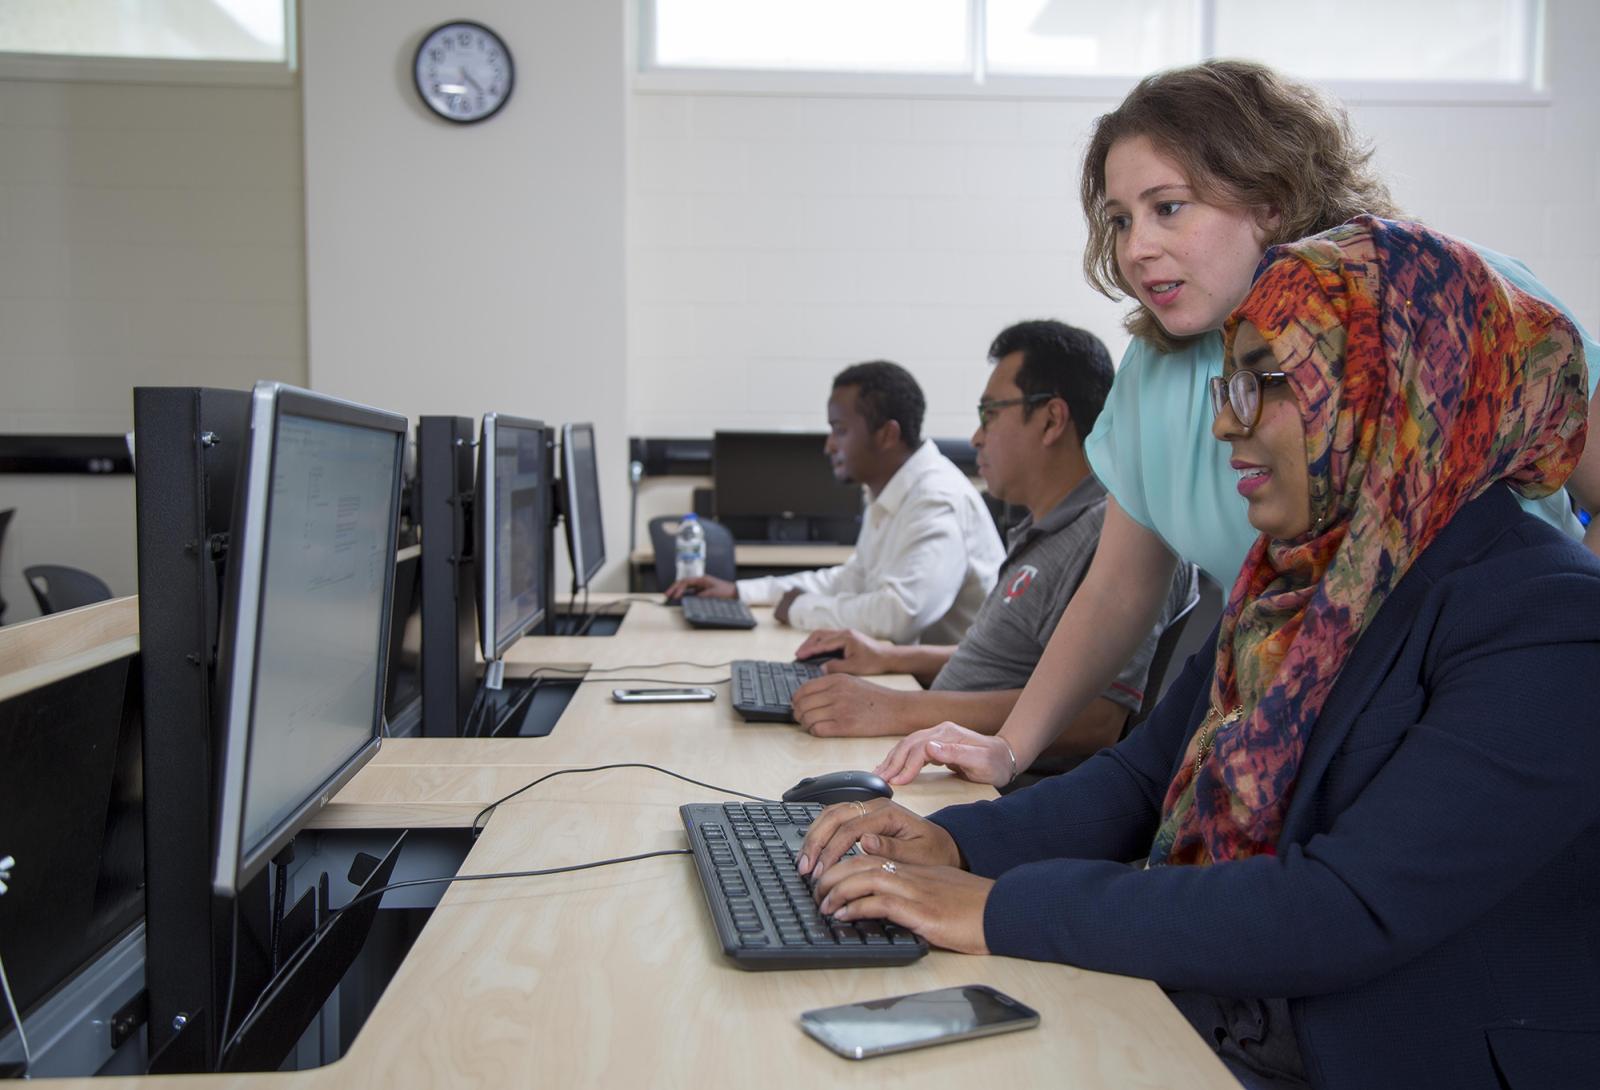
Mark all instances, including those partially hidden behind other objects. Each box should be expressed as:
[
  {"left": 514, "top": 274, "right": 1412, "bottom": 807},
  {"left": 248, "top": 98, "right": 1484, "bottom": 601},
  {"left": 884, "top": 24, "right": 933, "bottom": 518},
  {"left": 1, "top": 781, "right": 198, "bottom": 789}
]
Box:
[{"left": 797, "top": 218, "right": 1600, "bottom": 1089}]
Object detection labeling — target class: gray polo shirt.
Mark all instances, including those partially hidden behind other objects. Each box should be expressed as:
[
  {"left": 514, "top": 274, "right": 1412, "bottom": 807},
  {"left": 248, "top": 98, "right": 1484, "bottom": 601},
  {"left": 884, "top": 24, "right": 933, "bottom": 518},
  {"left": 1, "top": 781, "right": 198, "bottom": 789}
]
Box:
[{"left": 931, "top": 475, "right": 1190, "bottom": 714}]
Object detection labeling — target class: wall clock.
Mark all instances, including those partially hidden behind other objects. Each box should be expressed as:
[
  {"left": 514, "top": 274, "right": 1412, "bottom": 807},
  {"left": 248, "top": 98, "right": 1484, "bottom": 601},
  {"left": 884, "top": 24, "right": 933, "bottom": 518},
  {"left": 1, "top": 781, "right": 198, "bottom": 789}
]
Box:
[{"left": 413, "top": 21, "right": 514, "bottom": 124}]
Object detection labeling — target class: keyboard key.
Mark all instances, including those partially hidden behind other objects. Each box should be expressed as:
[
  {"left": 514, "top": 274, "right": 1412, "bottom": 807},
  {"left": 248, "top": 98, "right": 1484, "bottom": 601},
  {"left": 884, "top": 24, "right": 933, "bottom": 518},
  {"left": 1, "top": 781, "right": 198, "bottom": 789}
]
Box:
[{"left": 683, "top": 801, "right": 928, "bottom": 968}]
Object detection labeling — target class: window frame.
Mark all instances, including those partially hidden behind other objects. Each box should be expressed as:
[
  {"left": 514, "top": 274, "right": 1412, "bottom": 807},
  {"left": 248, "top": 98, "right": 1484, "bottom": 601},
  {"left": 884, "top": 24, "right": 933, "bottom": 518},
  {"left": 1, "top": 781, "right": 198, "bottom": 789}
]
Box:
[
  {"left": 634, "top": 0, "right": 1549, "bottom": 105},
  {"left": 0, "top": 0, "right": 297, "bottom": 86}
]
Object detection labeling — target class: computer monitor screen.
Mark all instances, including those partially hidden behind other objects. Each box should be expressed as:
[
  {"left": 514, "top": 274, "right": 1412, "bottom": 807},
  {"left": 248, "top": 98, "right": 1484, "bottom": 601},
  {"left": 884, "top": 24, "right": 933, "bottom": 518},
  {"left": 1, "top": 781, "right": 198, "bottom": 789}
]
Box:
[
  {"left": 213, "top": 383, "right": 406, "bottom": 898},
  {"left": 477, "top": 414, "right": 549, "bottom": 661},
  {"left": 713, "top": 430, "right": 863, "bottom": 522},
  {"left": 562, "top": 422, "right": 605, "bottom": 589}
]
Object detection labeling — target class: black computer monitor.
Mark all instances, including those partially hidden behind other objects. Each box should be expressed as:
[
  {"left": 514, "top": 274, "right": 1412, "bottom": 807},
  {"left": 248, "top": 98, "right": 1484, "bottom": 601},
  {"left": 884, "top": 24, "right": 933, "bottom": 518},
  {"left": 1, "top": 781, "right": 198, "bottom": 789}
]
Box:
[
  {"left": 475, "top": 414, "right": 550, "bottom": 668},
  {"left": 713, "top": 430, "right": 863, "bottom": 542},
  {"left": 561, "top": 422, "right": 605, "bottom": 589},
  {"left": 211, "top": 382, "right": 406, "bottom": 899}
]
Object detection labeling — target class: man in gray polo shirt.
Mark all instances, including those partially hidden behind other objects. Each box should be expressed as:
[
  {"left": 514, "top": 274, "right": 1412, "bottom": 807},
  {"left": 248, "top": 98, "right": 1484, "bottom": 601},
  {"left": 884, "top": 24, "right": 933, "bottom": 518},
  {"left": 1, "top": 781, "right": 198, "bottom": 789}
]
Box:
[{"left": 791, "top": 320, "right": 1196, "bottom": 769}]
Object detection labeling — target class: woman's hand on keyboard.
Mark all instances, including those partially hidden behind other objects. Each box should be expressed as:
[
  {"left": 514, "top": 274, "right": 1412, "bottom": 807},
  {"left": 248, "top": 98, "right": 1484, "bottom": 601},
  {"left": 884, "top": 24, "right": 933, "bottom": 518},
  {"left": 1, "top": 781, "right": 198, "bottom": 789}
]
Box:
[
  {"left": 796, "top": 799, "right": 960, "bottom": 880},
  {"left": 874, "top": 722, "right": 1014, "bottom": 787},
  {"left": 814, "top": 857, "right": 993, "bottom": 956}
]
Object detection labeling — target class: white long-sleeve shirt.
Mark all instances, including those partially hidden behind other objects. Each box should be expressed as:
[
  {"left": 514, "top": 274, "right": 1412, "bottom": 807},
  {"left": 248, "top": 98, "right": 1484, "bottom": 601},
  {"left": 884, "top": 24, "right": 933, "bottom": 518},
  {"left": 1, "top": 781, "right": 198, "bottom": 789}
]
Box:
[{"left": 737, "top": 440, "right": 1005, "bottom": 644}]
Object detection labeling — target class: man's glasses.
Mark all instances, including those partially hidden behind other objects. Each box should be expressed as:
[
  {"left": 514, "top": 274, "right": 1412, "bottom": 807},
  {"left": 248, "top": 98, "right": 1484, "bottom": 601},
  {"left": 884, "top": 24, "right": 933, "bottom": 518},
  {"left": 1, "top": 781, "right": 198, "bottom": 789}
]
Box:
[
  {"left": 976, "top": 393, "right": 1057, "bottom": 430},
  {"left": 1209, "top": 369, "right": 1291, "bottom": 432}
]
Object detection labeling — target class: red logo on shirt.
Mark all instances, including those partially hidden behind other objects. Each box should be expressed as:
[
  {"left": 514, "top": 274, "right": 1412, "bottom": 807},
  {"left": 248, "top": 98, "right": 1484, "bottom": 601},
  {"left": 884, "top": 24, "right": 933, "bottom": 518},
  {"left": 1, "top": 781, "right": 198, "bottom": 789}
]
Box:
[{"left": 1002, "top": 565, "right": 1038, "bottom": 604}]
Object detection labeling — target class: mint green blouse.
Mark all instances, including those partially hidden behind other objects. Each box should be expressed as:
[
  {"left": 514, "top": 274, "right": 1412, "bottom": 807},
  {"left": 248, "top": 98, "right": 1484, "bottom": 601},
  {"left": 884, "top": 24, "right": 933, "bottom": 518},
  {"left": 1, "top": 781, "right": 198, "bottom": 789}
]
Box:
[{"left": 1084, "top": 245, "right": 1599, "bottom": 587}]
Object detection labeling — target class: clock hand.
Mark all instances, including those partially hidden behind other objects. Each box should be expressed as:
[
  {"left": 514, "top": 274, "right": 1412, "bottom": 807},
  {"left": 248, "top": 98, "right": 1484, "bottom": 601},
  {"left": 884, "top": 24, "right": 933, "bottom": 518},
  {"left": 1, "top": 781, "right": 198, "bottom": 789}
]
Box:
[
  {"left": 462, "top": 68, "right": 484, "bottom": 95},
  {"left": 436, "top": 83, "right": 468, "bottom": 95}
]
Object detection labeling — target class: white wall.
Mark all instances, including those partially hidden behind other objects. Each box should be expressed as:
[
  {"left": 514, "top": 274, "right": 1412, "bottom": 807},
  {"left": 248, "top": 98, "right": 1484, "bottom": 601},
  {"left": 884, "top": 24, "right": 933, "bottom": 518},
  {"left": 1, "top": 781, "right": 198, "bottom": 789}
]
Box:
[
  {"left": 625, "top": 0, "right": 1600, "bottom": 449},
  {"left": 0, "top": 76, "right": 305, "bottom": 622},
  {"left": 301, "top": 1, "right": 629, "bottom": 592},
  {"left": 4, "top": 0, "right": 1596, "bottom": 617}
]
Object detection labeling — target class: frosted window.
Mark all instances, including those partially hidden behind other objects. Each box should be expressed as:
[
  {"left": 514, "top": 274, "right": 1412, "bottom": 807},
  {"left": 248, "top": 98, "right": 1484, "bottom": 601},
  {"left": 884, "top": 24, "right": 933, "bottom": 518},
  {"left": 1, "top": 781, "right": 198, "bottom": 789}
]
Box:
[
  {"left": 986, "top": 0, "right": 1201, "bottom": 77},
  {"left": 0, "top": 0, "right": 287, "bottom": 63},
  {"left": 1212, "top": 0, "right": 1534, "bottom": 83},
  {"left": 653, "top": 0, "right": 969, "bottom": 73}
]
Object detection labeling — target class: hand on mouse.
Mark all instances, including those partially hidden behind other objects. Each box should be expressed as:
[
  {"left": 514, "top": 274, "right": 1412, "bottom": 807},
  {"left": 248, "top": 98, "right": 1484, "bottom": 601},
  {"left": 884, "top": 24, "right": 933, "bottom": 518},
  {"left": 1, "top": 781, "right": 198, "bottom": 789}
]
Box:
[
  {"left": 792, "top": 628, "right": 896, "bottom": 675},
  {"left": 874, "top": 722, "right": 1016, "bottom": 787},
  {"left": 791, "top": 674, "right": 907, "bottom": 737},
  {"left": 813, "top": 856, "right": 993, "bottom": 956},
  {"left": 796, "top": 799, "right": 961, "bottom": 880},
  {"left": 663, "top": 575, "right": 736, "bottom": 601}
]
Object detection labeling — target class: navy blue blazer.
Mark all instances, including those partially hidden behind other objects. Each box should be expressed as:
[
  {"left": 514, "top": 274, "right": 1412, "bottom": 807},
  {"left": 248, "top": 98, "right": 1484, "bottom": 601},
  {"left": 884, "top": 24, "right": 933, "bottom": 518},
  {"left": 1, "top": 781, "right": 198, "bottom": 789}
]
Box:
[{"left": 931, "top": 485, "right": 1600, "bottom": 1090}]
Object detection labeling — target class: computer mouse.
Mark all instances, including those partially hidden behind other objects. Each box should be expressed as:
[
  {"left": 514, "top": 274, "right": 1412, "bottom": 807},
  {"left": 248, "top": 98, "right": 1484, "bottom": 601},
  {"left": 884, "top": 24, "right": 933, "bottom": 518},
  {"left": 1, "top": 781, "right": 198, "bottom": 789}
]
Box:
[
  {"left": 795, "top": 648, "right": 846, "bottom": 665},
  {"left": 782, "top": 770, "right": 893, "bottom": 806}
]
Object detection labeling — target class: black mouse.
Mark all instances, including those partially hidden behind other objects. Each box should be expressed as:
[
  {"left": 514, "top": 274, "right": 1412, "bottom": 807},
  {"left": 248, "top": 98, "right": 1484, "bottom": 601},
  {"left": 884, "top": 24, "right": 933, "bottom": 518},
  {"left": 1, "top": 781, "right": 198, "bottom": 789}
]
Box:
[
  {"left": 795, "top": 648, "right": 846, "bottom": 665},
  {"left": 782, "top": 770, "right": 893, "bottom": 805}
]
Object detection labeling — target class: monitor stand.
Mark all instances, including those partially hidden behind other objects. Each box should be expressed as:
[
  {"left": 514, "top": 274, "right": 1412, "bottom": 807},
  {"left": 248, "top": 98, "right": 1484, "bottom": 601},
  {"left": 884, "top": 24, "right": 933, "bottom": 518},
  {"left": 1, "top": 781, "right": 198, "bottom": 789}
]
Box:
[
  {"left": 219, "top": 832, "right": 407, "bottom": 1073},
  {"left": 469, "top": 668, "right": 578, "bottom": 738},
  {"left": 550, "top": 610, "right": 623, "bottom": 637}
]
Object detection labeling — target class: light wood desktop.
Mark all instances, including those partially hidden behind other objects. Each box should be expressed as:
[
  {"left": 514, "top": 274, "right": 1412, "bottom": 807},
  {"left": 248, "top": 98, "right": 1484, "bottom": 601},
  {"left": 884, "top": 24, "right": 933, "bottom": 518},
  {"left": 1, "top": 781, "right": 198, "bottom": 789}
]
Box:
[{"left": 11, "top": 595, "right": 1236, "bottom": 1089}]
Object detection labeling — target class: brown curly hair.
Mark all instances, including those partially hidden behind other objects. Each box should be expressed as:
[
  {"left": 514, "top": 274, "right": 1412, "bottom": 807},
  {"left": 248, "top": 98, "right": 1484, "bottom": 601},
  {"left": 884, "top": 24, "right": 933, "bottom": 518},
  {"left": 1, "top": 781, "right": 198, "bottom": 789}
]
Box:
[{"left": 1081, "top": 60, "right": 1399, "bottom": 353}]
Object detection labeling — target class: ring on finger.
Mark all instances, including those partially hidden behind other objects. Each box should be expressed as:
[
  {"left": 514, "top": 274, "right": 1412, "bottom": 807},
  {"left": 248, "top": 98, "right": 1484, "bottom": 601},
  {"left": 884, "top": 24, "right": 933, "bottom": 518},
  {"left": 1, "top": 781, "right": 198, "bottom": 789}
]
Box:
[
  {"left": 881, "top": 861, "right": 897, "bottom": 875},
  {"left": 853, "top": 801, "right": 867, "bottom": 817}
]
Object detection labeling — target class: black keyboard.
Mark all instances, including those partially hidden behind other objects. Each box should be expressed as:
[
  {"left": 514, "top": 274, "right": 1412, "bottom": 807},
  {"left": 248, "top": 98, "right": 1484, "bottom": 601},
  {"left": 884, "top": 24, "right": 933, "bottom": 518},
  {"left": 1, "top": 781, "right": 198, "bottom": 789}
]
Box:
[
  {"left": 731, "top": 659, "right": 821, "bottom": 722},
  {"left": 680, "top": 596, "right": 757, "bottom": 629},
  {"left": 680, "top": 801, "right": 928, "bottom": 970}
]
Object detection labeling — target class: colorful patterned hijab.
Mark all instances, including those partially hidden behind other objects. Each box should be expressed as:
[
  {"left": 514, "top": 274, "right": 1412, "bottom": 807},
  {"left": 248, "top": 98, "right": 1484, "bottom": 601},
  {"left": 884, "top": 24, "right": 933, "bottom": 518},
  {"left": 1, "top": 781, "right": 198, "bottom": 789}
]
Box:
[{"left": 1149, "top": 216, "right": 1588, "bottom": 867}]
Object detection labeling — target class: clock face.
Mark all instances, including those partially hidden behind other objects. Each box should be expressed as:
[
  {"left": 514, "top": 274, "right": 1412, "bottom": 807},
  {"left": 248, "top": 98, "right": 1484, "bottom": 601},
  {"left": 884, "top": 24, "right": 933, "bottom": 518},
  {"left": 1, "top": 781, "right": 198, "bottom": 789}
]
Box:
[{"left": 413, "top": 21, "right": 514, "bottom": 124}]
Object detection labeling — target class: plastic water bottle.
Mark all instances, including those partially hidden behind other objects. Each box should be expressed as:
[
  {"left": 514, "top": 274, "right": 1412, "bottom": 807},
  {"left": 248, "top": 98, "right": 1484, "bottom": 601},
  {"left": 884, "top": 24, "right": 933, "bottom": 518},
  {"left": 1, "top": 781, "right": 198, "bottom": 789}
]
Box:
[{"left": 675, "top": 513, "right": 707, "bottom": 581}]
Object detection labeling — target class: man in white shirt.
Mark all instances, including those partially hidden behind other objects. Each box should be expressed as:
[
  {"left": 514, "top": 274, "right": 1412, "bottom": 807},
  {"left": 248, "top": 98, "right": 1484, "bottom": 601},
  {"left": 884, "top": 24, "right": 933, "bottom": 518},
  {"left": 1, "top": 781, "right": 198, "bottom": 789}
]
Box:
[{"left": 665, "top": 360, "right": 1004, "bottom": 644}]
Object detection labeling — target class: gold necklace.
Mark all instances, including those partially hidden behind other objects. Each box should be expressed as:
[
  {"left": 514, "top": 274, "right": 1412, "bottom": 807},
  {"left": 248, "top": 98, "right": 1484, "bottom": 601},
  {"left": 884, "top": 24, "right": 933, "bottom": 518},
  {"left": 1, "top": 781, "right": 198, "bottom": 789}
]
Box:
[{"left": 1194, "top": 705, "right": 1245, "bottom": 777}]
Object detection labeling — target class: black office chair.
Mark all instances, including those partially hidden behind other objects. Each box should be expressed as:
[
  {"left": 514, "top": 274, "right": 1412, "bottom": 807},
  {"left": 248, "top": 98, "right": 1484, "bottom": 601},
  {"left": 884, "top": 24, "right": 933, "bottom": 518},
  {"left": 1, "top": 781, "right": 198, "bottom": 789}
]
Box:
[
  {"left": 1120, "top": 588, "right": 1204, "bottom": 739},
  {"left": 997, "top": 578, "right": 1205, "bottom": 796},
  {"left": 24, "top": 564, "right": 115, "bottom": 616},
  {"left": 0, "top": 508, "right": 13, "bottom": 624},
  {"left": 647, "top": 516, "right": 737, "bottom": 591}
]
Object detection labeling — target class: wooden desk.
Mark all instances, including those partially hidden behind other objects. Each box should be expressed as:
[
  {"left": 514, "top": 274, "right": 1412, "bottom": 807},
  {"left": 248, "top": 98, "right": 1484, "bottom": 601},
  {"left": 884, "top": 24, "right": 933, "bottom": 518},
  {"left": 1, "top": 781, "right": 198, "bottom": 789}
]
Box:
[{"left": 15, "top": 595, "right": 1234, "bottom": 1089}]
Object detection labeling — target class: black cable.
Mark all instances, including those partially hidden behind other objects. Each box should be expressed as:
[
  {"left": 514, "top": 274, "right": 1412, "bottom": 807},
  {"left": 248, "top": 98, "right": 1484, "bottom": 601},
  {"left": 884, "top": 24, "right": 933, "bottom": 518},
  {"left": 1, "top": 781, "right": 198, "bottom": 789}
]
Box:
[
  {"left": 216, "top": 848, "right": 690, "bottom": 1066},
  {"left": 471, "top": 762, "right": 777, "bottom": 838},
  {"left": 461, "top": 678, "right": 491, "bottom": 738},
  {"left": 214, "top": 899, "right": 240, "bottom": 1073},
  {"left": 486, "top": 677, "right": 542, "bottom": 738},
  {"left": 572, "top": 590, "right": 599, "bottom": 638}
]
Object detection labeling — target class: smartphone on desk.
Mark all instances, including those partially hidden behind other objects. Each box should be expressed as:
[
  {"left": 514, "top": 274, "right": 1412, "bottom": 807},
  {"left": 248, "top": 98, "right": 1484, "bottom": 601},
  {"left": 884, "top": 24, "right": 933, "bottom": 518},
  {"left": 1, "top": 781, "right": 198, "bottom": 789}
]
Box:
[
  {"left": 610, "top": 687, "right": 717, "bottom": 703},
  {"left": 800, "top": 984, "right": 1039, "bottom": 1060}
]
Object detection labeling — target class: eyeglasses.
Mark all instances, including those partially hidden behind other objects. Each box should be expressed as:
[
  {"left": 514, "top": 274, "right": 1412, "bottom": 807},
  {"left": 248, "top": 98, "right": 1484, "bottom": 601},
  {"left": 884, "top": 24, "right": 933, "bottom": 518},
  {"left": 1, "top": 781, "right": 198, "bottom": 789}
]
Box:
[
  {"left": 976, "top": 393, "right": 1057, "bottom": 430},
  {"left": 1209, "top": 369, "right": 1291, "bottom": 432}
]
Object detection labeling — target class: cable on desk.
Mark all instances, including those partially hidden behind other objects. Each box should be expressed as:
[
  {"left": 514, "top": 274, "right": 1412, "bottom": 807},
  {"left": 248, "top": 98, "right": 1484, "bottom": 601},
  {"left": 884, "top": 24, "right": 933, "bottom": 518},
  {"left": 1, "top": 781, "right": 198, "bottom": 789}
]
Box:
[
  {"left": 215, "top": 847, "right": 691, "bottom": 1067},
  {"left": 472, "top": 762, "right": 777, "bottom": 839}
]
